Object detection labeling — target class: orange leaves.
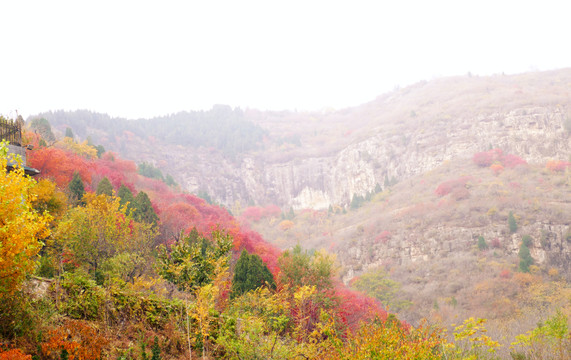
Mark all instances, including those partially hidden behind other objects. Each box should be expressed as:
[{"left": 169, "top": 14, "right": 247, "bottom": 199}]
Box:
[
  {"left": 0, "top": 348, "right": 31, "bottom": 360},
  {"left": 41, "top": 319, "right": 108, "bottom": 360},
  {"left": 546, "top": 159, "right": 571, "bottom": 172},
  {"left": 278, "top": 220, "right": 294, "bottom": 231},
  {"left": 490, "top": 163, "right": 504, "bottom": 175}
]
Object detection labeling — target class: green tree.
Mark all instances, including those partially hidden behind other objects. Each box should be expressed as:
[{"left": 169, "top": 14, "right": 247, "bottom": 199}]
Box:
[
  {"left": 151, "top": 336, "right": 161, "bottom": 360},
  {"left": 352, "top": 268, "right": 412, "bottom": 312},
  {"left": 133, "top": 191, "right": 159, "bottom": 226},
  {"left": 95, "top": 144, "right": 105, "bottom": 158},
  {"left": 508, "top": 211, "right": 518, "bottom": 233},
  {"left": 350, "top": 193, "right": 365, "bottom": 210},
  {"left": 165, "top": 174, "right": 177, "bottom": 187},
  {"left": 477, "top": 236, "right": 488, "bottom": 250},
  {"left": 518, "top": 242, "right": 534, "bottom": 273},
  {"left": 68, "top": 171, "right": 85, "bottom": 205},
  {"left": 156, "top": 229, "right": 233, "bottom": 292},
  {"left": 138, "top": 162, "right": 164, "bottom": 181},
  {"left": 277, "top": 245, "right": 334, "bottom": 291},
  {"left": 65, "top": 127, "right": 74, "bottom": 139},
  {"left": 96, "top": 176, "right": 113, "bottom": 196},
  {"left": 231, "top": 250, "right": 276, "bottom": 299},
  {"left": 29, "top": 117, "right": 56, "bottom": 143},
  {"left": 117, "top": 184, "right": 135, "bottom": 212}
]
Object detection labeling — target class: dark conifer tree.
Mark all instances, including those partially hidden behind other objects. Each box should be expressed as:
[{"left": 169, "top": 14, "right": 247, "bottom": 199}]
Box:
[
  {"left": 133, "top": 191, "right": 159, "bottom": 226},
  {"left": 68, "top": 171, "right": 85, "bottom": 205},
  {"left": 117, "top": 184, "right": 135, "bottom": 211},
  {"left": 96, "top": 177, "right": 113, "bottom": 196},
  {"left": 231, "top": 249, "right": 276, "bottom": 299}
]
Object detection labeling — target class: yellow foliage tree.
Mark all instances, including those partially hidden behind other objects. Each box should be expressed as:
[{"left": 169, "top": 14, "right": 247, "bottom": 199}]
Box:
[
  {"left": 57, "top": 138, "right": 97, "bottom": 159},
  {"left": 56, "top": 192, "right": 156, "bottom": 273},
  {"left": 0, "top": 141, "right": 51, "bottom": 296}
]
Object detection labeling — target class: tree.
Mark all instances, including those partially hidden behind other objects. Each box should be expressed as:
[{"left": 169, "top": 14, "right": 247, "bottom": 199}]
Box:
[
  {"left": 477, "top": 236, "right": 488, "bottom": 250},
  {"left": 65, "top": 127, "right": 74, "bottom": 139},
  {"left": 518, "top": 242, "right": 534, "bottom": 273},
  {"left": 231, "top": 249, "right": 276, "bottom": 299},
  {"left": 29, "top": 117, "right": 56, "bottom": 143},
  {"left": 133, "top": 191, "right": 159, "bottom": 226},
  {"left": 95, "top": 144, "right": 105, "bottom": 158},
  {"left": 96, "top": 176, "right": 114, "bottom": 196},
  {"left": 508, "top": 211, "right": 518, "bottom": 233},
  {"left": 156, "top": 229, "right": 233, "bottom": 292},
  {"left": 0, "top": 141, "right": 51, "bottom": 296},
  {"left": 117, "top": 184, "right": 135, "bottom": 212},
  {"left": 68, "top": 171, "right": 85, "bottom": 205},
  {"left": 352, "top": 268, "right": 411, "bottom": 312},
  {"left": 56, "top": 193, "right": 156, "bottom": 273},
  {"left": 278, "top": 245, "right": 334, "bottom": 291},
  {"left": 165, "top": 174, "right": 177, "bottom": 187}
]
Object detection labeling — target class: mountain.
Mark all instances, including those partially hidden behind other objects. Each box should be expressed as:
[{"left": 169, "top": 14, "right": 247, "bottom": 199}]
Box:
[
  {"left": 31, "top": 69, "right": 571, "bottom": 212},
  {"left": 24, "top": 69, "right": 571, "bottom": 356}
]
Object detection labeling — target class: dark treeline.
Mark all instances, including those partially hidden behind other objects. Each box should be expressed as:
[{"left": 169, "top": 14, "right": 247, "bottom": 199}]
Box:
[{"left": 29, "top": 105, "right": 267, "bottom": 156}]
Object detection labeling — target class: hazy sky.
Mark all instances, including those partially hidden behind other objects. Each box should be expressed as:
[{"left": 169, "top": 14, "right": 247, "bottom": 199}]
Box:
[{"left": 1, "top": 0, "right": 569, "bottom": 119}]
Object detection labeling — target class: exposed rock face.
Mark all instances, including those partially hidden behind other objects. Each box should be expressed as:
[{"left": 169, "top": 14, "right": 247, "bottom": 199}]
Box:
[
  {"left": 339, "top": 222, "right": 571, "bottom": 284},
  {"left": 165, "top": 106, "right": 569, "bottom": 210}
]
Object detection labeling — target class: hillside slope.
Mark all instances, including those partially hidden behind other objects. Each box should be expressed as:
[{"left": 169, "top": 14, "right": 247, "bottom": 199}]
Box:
[{"left": 31, "top": 69, "right": 571, "bottom": 211}]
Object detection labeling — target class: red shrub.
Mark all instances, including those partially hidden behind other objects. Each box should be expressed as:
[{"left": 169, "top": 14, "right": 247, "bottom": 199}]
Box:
[
  {"left": 374, "top": 231, "right": 392, "bottom": 244},
  {"left": 499, "top": 269, "right": 511, "bottom": 279},
  {"left": 435, "top": 176, "right": 470, "bottom": 197},
  {"left": 501, "top": 154, "right": 526, "bottom": 168},
  {"left": 473, "top": 151, "right": 494, "bottom": 167}
]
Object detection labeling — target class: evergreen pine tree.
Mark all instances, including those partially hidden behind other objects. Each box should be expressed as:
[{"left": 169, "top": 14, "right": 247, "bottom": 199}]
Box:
[
  {"left": 95, "top": 144, "right": 105, "bottom": 158},
  {"left": 508, "top": 211, "right": 518, "bottom": 233},
  {"left": 133, "top": 191, "right": 159, "bottom": 226},
  {"left": 68, "top": 171, "right": 85, "bottom": 205},
  {"left": 96, "top": 177, "right": 114, "bottom": 196},
  {"left": 65, "top": 127, "right": 74, "bottom": 139},
  {"left": 151, "top": 336, "right": 160, "bottom": 360},
  {"left": 518, "top": 243, "right": 534, "bottom": 273},
  {"left": 117, "top": 184, "right": 135, "bottom": 211},
  {"left": 231, "top": 249, "right": 276, "bottom": 299},
  {"left": 477, "top": 236, "right": 488, "bottom": 250}
]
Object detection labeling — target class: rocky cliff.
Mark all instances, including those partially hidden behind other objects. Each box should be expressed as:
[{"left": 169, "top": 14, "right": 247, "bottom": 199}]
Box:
[{"left": 167, "top": 105, "right": 569, "bottom": 211}]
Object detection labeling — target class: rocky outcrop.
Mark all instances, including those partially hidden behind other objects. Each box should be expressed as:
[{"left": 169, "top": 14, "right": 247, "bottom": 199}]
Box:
[
  {"left": 339, "top": 222, "right": 571, "bottom": 283},
  {"left": 165, "top": 106, "right": 569, "bottom": 210}
]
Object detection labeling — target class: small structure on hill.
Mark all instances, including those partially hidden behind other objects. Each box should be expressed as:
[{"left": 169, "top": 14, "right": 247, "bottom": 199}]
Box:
[{"left": 1, "top": 116, "right": 40, "bottom": 176}]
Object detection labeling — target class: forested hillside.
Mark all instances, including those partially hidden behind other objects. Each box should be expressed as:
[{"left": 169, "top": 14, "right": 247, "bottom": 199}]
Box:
[
  {"left": 0, "top": 127, "right": 469, "bottom": 360},
  {"left": 5, "top": 69, "right": 571, "bottom": 359},
  {"left": 2, "top": 118, "right": 568, "bottom": 359}
]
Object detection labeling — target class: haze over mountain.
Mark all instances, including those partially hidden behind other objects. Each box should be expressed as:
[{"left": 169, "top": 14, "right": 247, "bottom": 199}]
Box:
[{"left": 34, "top": 69, "right": 571, "bottom": 209}]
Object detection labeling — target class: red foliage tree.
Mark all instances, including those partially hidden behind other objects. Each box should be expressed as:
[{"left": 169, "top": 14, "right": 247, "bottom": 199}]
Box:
[{"left": 28, "top": 147, "right": 93, "bottom": 188}]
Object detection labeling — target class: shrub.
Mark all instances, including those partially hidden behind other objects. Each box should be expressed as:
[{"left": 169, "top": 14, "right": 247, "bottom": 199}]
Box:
[
  {"left": 477, "top": 236, "right": 488, "bottom": 250},
  {"left": 435, "top": 177, "right": 470, "bottom": 197},
  {"left": 546, "top": 160, "right": 571, "bottom": 172}
]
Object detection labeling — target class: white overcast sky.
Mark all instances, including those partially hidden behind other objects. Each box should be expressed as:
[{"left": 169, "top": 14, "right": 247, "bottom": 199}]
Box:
[{"left": 1, "top": 0, "right": 569, "bottom": 119}]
